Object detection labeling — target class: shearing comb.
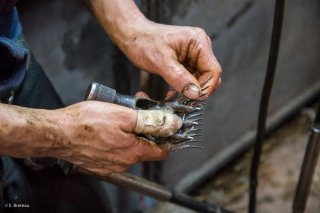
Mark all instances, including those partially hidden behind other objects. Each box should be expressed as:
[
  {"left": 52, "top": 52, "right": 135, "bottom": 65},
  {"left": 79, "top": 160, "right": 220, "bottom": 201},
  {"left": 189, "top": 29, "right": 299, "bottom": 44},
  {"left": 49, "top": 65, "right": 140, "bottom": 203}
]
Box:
[{"left": 85, "top": 81, "right": 209, "bottom": 152}]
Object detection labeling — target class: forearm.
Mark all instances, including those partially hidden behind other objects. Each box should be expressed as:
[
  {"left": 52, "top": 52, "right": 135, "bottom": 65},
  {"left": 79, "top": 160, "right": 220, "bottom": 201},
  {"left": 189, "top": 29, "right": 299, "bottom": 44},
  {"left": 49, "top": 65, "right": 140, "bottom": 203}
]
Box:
[
  {"left": 0, "top": 103, "right": 66, "bottom": 158},
  {"left": 82, "top": 0, "right": 148, "bottom": 50}
]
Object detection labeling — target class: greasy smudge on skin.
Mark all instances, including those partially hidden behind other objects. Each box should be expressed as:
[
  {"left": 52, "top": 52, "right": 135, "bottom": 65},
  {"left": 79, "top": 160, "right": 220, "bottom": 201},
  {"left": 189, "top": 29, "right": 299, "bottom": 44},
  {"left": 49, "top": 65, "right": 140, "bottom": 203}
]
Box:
[
  {"left": 26, "top": 119, "right": 34, "bottom": 126},
  {"left": 84, "top": 125, "right": 94, "bottom": 133},
  {"left": 22, "top": 106, "right": 70, "bottom": 149},
  {"left": 0, "top": 104, "right": 74, "bottom": 157}
]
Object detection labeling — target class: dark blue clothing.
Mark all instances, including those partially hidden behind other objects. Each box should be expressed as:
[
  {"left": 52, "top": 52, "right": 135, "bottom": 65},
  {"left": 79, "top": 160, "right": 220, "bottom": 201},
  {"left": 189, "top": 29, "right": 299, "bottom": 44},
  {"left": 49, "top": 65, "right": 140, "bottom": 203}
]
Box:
[{"left": 0, "top": 2, "right": 29, "bottom": 96}]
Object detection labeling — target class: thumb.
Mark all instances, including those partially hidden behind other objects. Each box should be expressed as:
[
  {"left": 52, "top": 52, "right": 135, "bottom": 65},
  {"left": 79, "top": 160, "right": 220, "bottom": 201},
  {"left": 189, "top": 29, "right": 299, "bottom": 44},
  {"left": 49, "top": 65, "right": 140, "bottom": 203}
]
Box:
[
  {"left": 134, "top": 110, "right": 182, "bottom": 137},
  {"left": 160, "top": 59, "right": 201, "bottom": 99}
]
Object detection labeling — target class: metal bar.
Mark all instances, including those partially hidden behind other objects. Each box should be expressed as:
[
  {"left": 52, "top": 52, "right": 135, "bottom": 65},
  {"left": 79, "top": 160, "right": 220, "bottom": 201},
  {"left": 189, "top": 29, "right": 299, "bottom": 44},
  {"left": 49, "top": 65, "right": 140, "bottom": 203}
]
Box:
[
  {"left": 248, "top": 0, "right": 285, "bottom": 212},
  {"left": 170, "top": 191, "right": 234, "bottom": 213},
  {"left": 79, "top": 170, "right": 171, "bottom": 201},
  {"left": 78, "top": 168, "right": 234, "bottom": 213},
  {"left": 292, "top": 105, "right": 320, "bottom": 213}
]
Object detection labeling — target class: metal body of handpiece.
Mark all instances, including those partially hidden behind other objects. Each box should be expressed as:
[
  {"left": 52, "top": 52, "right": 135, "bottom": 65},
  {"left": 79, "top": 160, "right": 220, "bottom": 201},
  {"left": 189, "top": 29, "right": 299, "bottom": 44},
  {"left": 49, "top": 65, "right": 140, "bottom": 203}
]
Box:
[
  {"left": 86, "top": 82, "right": 157, "bottom": 109},
  {"left": 86, "top": 82, "right": 206, "bottom": 151},
  {"left": 86, "top": 83, "right": 134, "bottom": 108}
]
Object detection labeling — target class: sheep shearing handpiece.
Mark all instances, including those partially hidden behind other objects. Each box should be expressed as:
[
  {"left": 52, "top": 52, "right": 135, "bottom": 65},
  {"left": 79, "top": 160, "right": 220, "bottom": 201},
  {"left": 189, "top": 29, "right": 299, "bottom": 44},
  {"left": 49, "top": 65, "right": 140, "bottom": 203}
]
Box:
[{"left": 85, "top": 82, "right": 208, "bottom": 151}]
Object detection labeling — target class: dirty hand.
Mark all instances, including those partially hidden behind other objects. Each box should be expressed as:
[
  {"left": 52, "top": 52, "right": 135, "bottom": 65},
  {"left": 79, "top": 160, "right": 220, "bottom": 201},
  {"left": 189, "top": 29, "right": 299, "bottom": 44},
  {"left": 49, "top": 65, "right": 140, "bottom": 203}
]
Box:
[
  {"left": 0, "top": 102, "right": 177, "bottom": 176},
  {"left": 119, "top": 21, "right": 222, "bottom": 99},
  {"left": 83, "top": 0, "right": 221, "bottom": 99},
  {"left": 53, "top": 101, "right": 176, "bottom": 175}
]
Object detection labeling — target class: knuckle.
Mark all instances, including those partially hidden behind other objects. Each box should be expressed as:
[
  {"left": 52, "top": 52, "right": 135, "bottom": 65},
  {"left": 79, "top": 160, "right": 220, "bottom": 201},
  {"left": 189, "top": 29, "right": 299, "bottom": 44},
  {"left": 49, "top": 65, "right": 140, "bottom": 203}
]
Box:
[
  {"left": 193, "top": 28, "right": 208, "bottom": 42},
  {"left": 170, "top": 65, "right": 186, "bottom": 79},
  {"left": 164, "top": 65, "right": 188, "bottom": 88},
  {"left": 185, "top": 27, "right": 204, "bottom": 40},
  {"left": 194, "top": 27, "right": 206, "bottom": 35},
  {"left": 207, "top": 36, "right": 212, "bottom": 46},
  {"left": 216, "top": 63, "right": 222, "bottom": 74}
]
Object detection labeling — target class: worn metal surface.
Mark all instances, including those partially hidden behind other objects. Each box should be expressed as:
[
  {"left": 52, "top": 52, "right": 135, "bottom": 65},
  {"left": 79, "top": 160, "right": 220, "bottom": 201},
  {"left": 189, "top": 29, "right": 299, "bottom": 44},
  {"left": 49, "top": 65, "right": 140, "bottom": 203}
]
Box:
[
  {"left": 79, "top": 170, "right": 172, "bottom": 202},
  {"left": 18, "top": 0, "right": 320, "bottom": 196}
]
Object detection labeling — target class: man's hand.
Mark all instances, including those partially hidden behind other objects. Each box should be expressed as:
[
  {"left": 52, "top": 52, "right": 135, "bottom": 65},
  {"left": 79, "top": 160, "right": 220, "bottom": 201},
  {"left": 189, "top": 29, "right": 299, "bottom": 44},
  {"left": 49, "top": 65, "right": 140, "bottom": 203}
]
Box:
[
  {"left": 55, "top": 102, "right": 168, "bottom": 175},
  {"left": 0, "top": 102, "right": 167, "bottom": 176},
  {"left": 83, "top": 0, "right": 222, "bottom": 99},
  {"left": 120, "top": 22, "right": 222, "bottom": 99}
]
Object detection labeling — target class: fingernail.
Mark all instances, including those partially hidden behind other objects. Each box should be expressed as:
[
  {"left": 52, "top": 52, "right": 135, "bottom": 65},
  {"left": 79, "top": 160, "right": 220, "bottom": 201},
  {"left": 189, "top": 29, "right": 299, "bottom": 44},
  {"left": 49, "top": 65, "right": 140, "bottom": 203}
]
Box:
[{"left": 182, "top": 84, "right": 201, "bottom": 99}]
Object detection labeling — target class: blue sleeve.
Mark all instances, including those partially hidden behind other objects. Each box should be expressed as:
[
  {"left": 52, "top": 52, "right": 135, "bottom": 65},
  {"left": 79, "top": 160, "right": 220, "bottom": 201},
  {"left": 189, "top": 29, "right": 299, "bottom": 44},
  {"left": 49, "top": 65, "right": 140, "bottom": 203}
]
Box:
[{"left": 0, "top": 8, "right": 29, "bottom": 95}]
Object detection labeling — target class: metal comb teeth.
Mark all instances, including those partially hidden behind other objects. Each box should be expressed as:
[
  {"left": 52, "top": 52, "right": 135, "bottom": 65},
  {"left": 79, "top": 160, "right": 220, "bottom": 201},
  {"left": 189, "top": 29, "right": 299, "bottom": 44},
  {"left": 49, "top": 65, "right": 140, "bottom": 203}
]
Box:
[
  {"left": 153, "top": 90, "right": 207, "bottom": 152},
  {"left": 137, "top": 78, "right": 210, "bottom": 151},
  {"left": 169, "top": 144, "right": 204, "bottom": 152},
  {"left": 183, "top": 118, "right": 204, "bottom": 127},
  {"left": 85, "top": 81, "right": 208, "bottom": 152}
]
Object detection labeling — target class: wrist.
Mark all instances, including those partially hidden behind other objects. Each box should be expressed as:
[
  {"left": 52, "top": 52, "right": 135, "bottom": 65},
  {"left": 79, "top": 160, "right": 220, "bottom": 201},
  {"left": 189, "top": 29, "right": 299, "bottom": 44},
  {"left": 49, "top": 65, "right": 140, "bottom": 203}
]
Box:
[
  {"left": 111, "top": 16, "right": 151, "bottom": 51},
  {"left": 0, "top": 105, "right": 69, "bottom": 158},
  {"left": 85, "top": 0, "right": 151, "bottom": 51}
]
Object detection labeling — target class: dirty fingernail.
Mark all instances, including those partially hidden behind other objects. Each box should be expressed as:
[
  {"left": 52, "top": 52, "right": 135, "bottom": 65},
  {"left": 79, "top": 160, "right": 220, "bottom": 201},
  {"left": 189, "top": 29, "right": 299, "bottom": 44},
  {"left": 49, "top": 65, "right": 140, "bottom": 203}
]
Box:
[{"left": 182, "top": 84, "right": 201, "bottom": 99}]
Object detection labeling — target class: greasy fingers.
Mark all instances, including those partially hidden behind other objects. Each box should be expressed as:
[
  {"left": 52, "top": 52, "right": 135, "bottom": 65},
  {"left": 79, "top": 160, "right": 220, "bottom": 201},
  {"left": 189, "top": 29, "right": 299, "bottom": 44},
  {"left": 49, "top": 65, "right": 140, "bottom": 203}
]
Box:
[
  {"left": 53, "top": 101, "right": 168, "bottom": 176},
  {"left": 121, "top": 22, "right": 221, "bottom": 100},
  {"left": 160, "top": 58, "right": 201, "bottom": 99},
  {"left": 195, "top": 39, "right": 222, "bottom": 96},
  {"left": 176, "top": 28, "right": 222, "bottom": 97}
]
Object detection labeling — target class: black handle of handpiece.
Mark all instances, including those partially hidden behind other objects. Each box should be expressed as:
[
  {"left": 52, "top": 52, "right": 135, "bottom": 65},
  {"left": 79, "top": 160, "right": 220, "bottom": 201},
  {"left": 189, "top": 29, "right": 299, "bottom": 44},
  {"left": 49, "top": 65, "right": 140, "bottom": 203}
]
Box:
[{"left": 85, "top": 83, "right": 136, "bottom": 108}]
